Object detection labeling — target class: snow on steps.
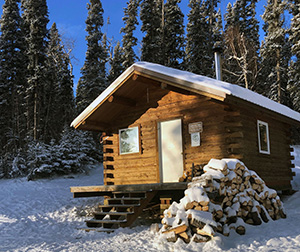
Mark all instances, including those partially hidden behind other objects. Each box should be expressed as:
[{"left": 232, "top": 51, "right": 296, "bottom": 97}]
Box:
[
  {"left": 84, "top": 190, "right": 157, "bottom": 232},
  {"left": 160, "top": 158, "right": 286, "bottom": 244}
]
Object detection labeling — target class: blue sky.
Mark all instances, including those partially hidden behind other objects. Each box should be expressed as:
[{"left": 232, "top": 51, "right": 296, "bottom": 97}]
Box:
[{"left": 0, "top": 0, "right": 268, "bottom": 94}]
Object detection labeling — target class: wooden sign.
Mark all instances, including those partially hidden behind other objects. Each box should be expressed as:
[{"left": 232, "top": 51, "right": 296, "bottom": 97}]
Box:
[{"left": 188, "top": 122, "right": 203, "bottom": 134}]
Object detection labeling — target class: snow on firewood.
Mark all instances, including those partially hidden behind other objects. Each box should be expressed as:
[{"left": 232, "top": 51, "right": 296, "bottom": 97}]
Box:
[
  {"left": 160, "top": 158, "right": 286, "bottom": 244},
  {"left": 207, "top": 159, "right": 227, "bottom": 171}
]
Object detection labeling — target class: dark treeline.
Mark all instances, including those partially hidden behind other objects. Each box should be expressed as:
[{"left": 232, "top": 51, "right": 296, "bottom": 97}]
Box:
[
  {"left": 0, "top": 0, "right": 98, "bottom": 179},
  {"left": 78, "top": 0, "right": 300, "bottom": 111},
  {"left": 1, "top": 0, "right": 300, "bottom": 179}
]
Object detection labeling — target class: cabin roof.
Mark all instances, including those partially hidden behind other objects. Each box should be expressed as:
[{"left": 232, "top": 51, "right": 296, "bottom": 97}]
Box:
[{"left": 71, "top": 61, "right": 300, "bottom": 130}]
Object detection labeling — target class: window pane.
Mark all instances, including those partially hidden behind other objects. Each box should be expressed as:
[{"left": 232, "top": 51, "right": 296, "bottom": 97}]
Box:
[
  {"left": 257, "top": 120, "right": 270, "bottom": 154},
  {"left": 119, "top": 127, "right": 139, "bottom": 154},
  {"left": 259, "top": 124, "right": 268, "bottom": 152}
]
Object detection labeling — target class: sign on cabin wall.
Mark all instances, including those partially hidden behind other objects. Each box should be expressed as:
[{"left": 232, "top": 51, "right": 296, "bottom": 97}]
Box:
[
  {"left": 188, "top": 122, "right": 203, "bottom": 134},
  {"left": 189, "top": 122, "right": 203, "bottom": 147},
  {"left": 191, "top": 132, "right": 200, "bottom": 147}
]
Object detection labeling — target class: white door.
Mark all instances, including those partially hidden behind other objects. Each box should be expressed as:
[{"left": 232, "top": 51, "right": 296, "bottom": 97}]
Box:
[{"left": 158, "top": 119, "right": 184, "bottom": 183}]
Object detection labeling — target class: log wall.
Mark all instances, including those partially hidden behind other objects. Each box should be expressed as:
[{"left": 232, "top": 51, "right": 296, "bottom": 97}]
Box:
[
  {"left": 237, "top": 106, "right": 293, "bottom": 190},
  {"left": 102, "top": 86, "right": 293, "bottom": 190},
  {"left": 103, "top": 87, "right": 232, "bottom": 185}
]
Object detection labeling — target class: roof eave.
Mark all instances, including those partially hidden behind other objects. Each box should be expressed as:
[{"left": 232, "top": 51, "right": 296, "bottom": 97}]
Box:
[{"left": 70, "top": 66, "right": 136, "bottom": 129}]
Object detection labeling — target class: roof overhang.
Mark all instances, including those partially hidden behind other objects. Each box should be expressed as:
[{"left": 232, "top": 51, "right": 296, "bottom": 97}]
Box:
[{"left": 71, "top": 61, "right": 300, "bottom": 131}]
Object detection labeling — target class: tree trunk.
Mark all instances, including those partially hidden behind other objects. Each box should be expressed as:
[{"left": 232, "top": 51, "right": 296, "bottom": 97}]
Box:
[{"left": 276, "top": 48, "right": 281, "bottom": 104}]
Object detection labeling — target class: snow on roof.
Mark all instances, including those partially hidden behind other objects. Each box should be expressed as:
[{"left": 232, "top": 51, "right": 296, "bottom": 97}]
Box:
[{"left": 71, "top": 61, "right": 300, "bottom": 128}]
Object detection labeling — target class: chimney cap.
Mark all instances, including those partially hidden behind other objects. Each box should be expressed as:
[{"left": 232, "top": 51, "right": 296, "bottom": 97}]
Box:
[{"left": 213, "top": 41, "right": 223, "bottom": 53}]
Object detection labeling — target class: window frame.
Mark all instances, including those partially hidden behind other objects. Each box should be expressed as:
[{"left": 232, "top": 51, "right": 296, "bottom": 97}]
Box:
[
  {"left": 257, "top": 120, "right": 270, "bottom": 155},
  {"left": 119, "top": 126, "right": 140, "bottom": 155}
]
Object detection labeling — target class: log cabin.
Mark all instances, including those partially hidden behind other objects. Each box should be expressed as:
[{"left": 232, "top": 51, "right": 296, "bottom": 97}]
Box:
[{"left": 70, "top": 61, "right": 300, "bottom": 231}]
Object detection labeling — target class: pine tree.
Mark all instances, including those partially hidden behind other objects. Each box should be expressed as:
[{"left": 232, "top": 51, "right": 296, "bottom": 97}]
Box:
[
  {"left": 224, "top": 2, "right": 237, "bottom": 30},
  {"left": 223, "top": 0, "right": 260, "bottom": 90},
  {"left": 223, "top": 2, "right": 240, "bottom": 84},
  {"left": 287, "top": 0, "right": 300, "bottom": 111},
  {"left": 21, "top": 0, "right": 50, "bottom": 141},
  {"left": 0, "top": 0, "right": 27, "bottom": 154},
  {"left": 76, "top": 0, "right": 107, "bottom": 113},
  {"left": 47, "top": 23, "right": 75, "bottom": 138},
  {"left": 261, "top": 0, "right": 290, "bottom": 104},
  {"left": 185, "top": 0, "right": 209, "bottom": 75},
  {"left": 45, "top": 23, "right": 61, "bottom": 141},
  {"left": 108, "top": 41, "right": 125, "bottom": 83},
  {"left": 121, "top": 0, "right": 139, "bottom": 69},
  {"left": 185, "top": 0, "right": 218, "bottom": 76},
  {"left": 163, "top": 0, "right": 185, "bottom": 69},
  {"left": 140, "top": 0, "right": 162, "bottom": 63},
  {"left": 213, "top": 9, "right": 223, "bottom": 46}
]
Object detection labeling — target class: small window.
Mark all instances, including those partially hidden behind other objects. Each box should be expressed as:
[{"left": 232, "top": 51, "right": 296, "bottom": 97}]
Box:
[
  {"left": 257, "top": 120, "right": 270, "bottom": 154},
  {"left": 119, "top": 126, "right": 140, "bottom": 155}
]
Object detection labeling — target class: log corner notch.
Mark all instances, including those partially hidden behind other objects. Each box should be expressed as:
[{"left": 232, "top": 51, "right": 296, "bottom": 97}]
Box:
[{"left": 108, "top": 95, "right": 136, "bottom": 107}]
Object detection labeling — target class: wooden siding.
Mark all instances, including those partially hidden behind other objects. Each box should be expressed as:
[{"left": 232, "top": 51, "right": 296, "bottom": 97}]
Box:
[
  {"left": 102, "top": 83, "right": 293, "bottom": 190},
  {"left": 103, "top": 86, "right": 241, "bottom": 186},
  {"left": 237, "top": 106, "right": 293, "bottom": 190}
]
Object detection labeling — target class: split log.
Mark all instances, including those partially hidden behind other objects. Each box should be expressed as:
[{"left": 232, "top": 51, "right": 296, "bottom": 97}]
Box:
[
  {"left": 236, "top": 225, "right": 246, "bottom": 235},
  {"left": 178, "top": 232, "right": 190, "bottom": 243},
  {"left": 162, "top": 224, "right": 188, "bottom": 235},
  {"left": 197, "top": 227, "right": 214, "bottom": 237},
  {"left": 193, "top": 234, "right": 211, "bottom": 243},
  {"left": 190, "top": 218, "right": 206, "bottom": 229}
]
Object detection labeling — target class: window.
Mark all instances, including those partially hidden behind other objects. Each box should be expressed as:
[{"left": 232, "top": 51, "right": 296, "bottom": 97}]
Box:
[
  {"left": 119, "top": 126, "right": 140, "bottom": 155},
  {"left": 257, "top": 120, "right": 270, "bottom": 154}
]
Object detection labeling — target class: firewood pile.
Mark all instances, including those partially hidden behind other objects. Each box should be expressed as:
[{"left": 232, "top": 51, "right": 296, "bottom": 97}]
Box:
[
  {"left": 160, "top": 159, "right": 286, "bottom": 243},
  {"left": 179, "top": 164, "right": 205, "bottom": 182}
]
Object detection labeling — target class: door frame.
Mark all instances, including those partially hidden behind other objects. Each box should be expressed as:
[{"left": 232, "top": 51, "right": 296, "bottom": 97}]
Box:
[{"left": 156, "top": 117, "right": 185, "bottom": 183}]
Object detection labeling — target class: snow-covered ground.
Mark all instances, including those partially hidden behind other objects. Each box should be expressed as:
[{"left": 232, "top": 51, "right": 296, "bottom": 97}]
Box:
[{"left": 2, "top": 149, "right": 300, "bottom": 252}]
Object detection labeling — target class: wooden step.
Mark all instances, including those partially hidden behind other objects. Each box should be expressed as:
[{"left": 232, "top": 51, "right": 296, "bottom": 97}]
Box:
[
  {"left": 83, "top": 190, "right": 158, "bottom": 230},
  {"left": 112, "top": 191, "right": 147, "bottom": 198},
  {"left": 109, "top": 197, "right": 143, "bottom": 201},
  {"left": 108, "top": 198, "right": 142, "bottom": 205},
  {"left": 85, "top": 218, "right": 127, "bottom": 229},
  {"left": 99, "top": 204, "right": 140, "bottom": 209},
  {"left": 93, "top": 211, "right": 133, "bottom": 220},
  {"left": 94, "top": 211, "right": 134, "bottom": 216}
]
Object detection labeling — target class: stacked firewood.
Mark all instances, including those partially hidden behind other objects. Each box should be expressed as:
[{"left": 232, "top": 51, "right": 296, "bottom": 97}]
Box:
[
  {"left": 179, "top": 164, "right": 205, "bottom": 182},
  {"left": 160, "top": 159, "right": 286, "bottom": 243}
]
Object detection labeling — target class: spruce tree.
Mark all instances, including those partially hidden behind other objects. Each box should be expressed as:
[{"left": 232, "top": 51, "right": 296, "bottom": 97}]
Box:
[
  {"left": 223, "top": 0, "right": 260, "bottom": 90},
  {"left": 45, "top": 23, "right": 61, "bottom": 141},
  {"left": 163, "top": 0, "right": 185, "bottom": 69},
  {"left": 121, "top": 0, "right": 139, "bottom": 69},
  {"left": 76, "top": 0, "right": 107, "bottom": 113},
  {"left": 47, "top": 23, "right": 75, "bottom": 138},
  {"left": 223, "top": 3, "right": 239, "bottom": 84},
  {"left": 140, "top": 0, "right": 162, "bottom": 63},
  {"left": 0, "top": 0, "right": 27, "bottom": 153},
  {"left": 108, "top": 41, "right": 125, "bottom": 83},
  {"left": 261, "top": 0, "right": 290, "bottom": 104},
  {"left": 21, "top": 0, "right": 49, "bottom": 141},
  {"left": 287, "top": 0, "right": 300, "bottom": 111},
  {"left": 213, "top": 9, "right": 223, "bottom": 46},
  {"left": 185, "top": 0, "right": 219, "bottom": 76}
]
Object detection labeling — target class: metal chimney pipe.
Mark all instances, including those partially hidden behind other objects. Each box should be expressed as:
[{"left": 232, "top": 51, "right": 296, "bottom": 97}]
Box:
[{"left": 213, "top": 42, "right": 223, "bottom": 81}]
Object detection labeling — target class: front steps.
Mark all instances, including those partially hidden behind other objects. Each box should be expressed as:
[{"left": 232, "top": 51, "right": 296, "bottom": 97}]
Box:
[{"left": 84, "top": 190, "right": 157, "bottom": 232}]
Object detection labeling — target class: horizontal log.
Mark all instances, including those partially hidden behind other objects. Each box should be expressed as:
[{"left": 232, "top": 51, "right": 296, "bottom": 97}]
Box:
[
  {"left": 162, "top": 224, "right": 188, "bottom": 235},
  {"left": 113, "top": 159, "right": 157, "bottom": 168},
  {"left": 112, "top": 168, "right": 158, "bottom": 176},
  {"left": 71, "top": 182, "right": 187, "bottom": 194}
]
